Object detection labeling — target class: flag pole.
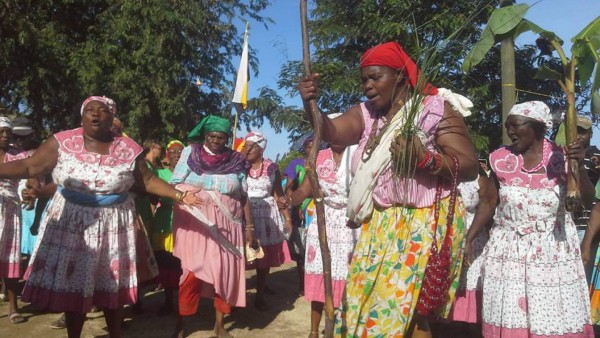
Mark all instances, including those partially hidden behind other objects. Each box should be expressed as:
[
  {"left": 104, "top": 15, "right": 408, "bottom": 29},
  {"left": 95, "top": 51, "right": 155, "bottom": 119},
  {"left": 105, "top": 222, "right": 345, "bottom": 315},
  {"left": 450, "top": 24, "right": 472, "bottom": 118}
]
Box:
[{"left": 232, "top": 22, "right": 250, "bottom": 142}]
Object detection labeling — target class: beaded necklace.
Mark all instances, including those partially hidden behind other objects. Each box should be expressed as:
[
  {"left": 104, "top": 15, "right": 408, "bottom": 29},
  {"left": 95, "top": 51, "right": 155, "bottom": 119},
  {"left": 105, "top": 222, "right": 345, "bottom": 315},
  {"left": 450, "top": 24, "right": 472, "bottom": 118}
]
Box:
[
  {"left": 520, "top": 138, "right": 550, "bottom": 174},
  {"left": 362, "top": 99, "right": 406, "bottom": 162},
  {"left": 249, "top": 159, "right": 264, "bottom": 179}
]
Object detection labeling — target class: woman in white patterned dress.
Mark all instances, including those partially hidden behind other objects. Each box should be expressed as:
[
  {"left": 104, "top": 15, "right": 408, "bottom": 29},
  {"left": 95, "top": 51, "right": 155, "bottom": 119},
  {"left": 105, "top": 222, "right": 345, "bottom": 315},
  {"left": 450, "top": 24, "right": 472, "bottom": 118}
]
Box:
[
  {"left": 243, "top": 132, "right": 292, "bottom": 311},
  {"left": 465, "top": 101, "right": 594, "bottom": 337},
  {"left": 0, "top": 116, "right": 27, "bottom": 324},
  {"left": 0, "top": 96, "right": 200, "bottom": 338},
  {"left": 279, "top": 138, "right": 360, "bottom": 338}
]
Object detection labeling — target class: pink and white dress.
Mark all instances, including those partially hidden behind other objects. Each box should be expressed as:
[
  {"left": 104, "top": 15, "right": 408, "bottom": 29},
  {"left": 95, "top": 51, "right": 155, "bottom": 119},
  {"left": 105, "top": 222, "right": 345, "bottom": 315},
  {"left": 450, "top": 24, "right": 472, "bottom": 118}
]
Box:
[
  {"left": 247, "top": 159, "right": 291, "bottom": 268},
  {"left": 450, "top": 176, "right": 489, "bottom": 323},
  {"left": 305, "top": 148, "right": 360, "bottom": 307},
  {"left": 0, "top": 147, "right": 26, "bottom": 278},
  {"left": 21, "top": 128, "right": 148, "bottom": 313},
  {"left": 481, "top": 140, "right": 593, "bottom": 337},
  {"left": 170, "top": 145, "right": 248, "bottom": 307}
]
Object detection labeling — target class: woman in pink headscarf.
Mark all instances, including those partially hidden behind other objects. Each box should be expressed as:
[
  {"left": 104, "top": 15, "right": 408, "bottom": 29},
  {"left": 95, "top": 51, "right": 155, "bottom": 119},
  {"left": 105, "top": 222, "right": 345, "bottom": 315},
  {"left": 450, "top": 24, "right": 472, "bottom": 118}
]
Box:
[
  {"left": 0, "top": 96, "right": 201, "bottom": 337},
  {"left": 243, "top": 131, "right": 292, "bottom": 310},
  {"left": 298, "top": 41, "right": 478, "bottom": 337},
  {"left": 465, "top": 101, "right": 594, "bottom": 338}
]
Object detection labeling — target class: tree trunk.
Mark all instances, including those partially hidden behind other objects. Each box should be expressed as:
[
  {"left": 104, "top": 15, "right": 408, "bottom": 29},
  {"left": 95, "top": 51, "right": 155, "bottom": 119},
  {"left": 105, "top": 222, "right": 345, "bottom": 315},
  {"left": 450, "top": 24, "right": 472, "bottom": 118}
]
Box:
[{"left": 500, "top": 0, "right": 516, "bottom": 146}]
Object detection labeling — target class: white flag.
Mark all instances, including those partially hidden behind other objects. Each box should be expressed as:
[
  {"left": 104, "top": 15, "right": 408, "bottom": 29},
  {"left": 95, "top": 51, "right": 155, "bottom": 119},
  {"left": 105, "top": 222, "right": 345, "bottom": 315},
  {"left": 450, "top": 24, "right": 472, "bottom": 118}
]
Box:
[{"left": 232, "top": 24, "right": 249, "bottom": 115}]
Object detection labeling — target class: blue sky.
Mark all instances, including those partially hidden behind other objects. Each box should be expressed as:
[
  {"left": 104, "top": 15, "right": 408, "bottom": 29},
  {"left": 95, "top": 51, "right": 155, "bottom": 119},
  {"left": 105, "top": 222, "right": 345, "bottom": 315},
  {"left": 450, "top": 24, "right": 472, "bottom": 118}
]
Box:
[{"left": 233, "top": 0, "right": 600, "bottom": 160}]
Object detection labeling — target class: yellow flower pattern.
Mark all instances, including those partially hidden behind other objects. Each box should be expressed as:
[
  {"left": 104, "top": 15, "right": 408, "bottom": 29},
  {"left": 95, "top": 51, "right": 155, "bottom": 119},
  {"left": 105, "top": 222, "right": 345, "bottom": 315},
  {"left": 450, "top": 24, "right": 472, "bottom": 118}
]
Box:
[{"left": 336, "top": 196, "right": 465, "bottom": 337}]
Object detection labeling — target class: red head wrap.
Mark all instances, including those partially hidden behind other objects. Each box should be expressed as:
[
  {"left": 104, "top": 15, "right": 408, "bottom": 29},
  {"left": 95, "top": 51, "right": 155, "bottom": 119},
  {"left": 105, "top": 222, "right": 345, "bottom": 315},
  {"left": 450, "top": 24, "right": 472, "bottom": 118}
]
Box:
[{"left": 360, "top": 42, "right": 437, "bottom": 95}]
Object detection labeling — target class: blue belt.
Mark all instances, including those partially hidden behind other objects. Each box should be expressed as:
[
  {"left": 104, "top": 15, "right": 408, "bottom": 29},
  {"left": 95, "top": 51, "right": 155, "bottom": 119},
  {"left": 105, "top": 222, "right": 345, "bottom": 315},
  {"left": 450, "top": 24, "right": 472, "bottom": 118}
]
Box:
[{"left": 58, "top": 186, "right": 128, "bottom": 207}]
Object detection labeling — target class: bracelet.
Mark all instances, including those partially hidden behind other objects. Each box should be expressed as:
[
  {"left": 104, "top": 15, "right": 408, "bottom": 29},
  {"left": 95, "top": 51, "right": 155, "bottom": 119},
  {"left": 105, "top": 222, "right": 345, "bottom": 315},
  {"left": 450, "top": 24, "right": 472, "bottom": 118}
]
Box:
[
  {"left": 416, "top": 151, "right": 434, "bottom": 169},
  {"left": 430, "top": 153, "right": 445, "bottom": 175},
  {"left": 175, "top": 190, "right": 187, "bottom": 204},
  {"left": 245, "top": 224, "right": 255, "bottom": 231}
]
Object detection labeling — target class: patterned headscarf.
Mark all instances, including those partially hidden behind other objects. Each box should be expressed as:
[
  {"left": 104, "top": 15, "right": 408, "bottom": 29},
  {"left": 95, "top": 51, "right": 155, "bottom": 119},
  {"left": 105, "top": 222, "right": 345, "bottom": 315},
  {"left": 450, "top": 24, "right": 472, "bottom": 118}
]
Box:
[
  {"left": 80, "top": 96, "right": 117, "bottom": 115},
  {"left": 244, "top": 131, "right": 267, "bottom": 150},
  {"left": 188, "top": 115, "right": 232, "bottom": 143},
  {"left": 360, "top": 42, "right": 438, "bottom": 95},
  {"left": 0, "top": 116, "right": 13, "bottom": 130},
  {"left": 508, "top": 101, "right": 553, "bottom": 130}
]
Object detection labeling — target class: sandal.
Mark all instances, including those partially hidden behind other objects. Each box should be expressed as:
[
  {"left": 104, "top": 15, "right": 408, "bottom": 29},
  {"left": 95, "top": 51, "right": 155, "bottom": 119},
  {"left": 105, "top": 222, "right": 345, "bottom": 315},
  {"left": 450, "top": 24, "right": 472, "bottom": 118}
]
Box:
[
  {"left": 308, "top": 331, "right": 319, "bottom": 338},
  {"left": 9, "top": 312, "right": 25, "bottom": 324}
]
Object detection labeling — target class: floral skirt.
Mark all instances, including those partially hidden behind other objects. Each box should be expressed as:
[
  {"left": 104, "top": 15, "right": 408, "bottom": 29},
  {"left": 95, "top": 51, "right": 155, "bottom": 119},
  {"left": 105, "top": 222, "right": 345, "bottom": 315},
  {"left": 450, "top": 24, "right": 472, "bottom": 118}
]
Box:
[
  {"left": 22, "top": 195, "right": 156, "bottom": 313},
  {"left": 0, "top": 197, "right": 21, "bottom": 278},
  {"left": 336, "top": 196, "right": 465, "bottom": 337},
  {"left": 481, "top": 223, "right": 593, "bottom": 337}
]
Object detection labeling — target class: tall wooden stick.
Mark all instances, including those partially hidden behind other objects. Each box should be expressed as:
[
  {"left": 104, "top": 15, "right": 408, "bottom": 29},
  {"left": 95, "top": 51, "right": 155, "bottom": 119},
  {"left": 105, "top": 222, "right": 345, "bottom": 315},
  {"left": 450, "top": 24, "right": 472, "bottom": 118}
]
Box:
[{"left": 300, "top": 1, "right": 335, "bottom": 337}]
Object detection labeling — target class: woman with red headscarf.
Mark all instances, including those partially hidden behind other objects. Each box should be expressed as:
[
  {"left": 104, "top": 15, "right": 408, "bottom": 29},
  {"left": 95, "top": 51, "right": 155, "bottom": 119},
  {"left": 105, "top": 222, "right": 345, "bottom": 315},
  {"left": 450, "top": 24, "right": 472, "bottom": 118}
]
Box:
[{"left": 297, "top": 42, "right": 478, "bottom": 337}]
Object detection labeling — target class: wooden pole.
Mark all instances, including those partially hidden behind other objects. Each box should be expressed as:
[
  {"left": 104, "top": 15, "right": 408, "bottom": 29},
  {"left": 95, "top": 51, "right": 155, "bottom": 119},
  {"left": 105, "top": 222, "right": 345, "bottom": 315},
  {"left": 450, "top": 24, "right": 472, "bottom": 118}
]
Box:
[
  {"left": 232, "top": 22, "right": 249, "bottom": 143},
  {"left": 300, "top": 1, "right": 335, "bottom": 337},
  {"left": 500, "top": 0, "right": 516, "bottom": 146}
]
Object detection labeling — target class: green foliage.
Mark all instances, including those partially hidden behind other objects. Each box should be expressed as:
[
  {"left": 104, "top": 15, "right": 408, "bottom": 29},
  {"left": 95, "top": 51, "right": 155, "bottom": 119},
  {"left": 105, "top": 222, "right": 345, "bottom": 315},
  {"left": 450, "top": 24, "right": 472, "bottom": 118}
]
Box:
[
  {"left": 571, "top": 17, "right": 600, "bottom": 114},
  {"left": 278, "top": 0, "right": 500, "bottom": 117},
  {"left": 462, "top": 4, "right": 565, "bottom": 72},
  {"left": 534, "top": 65, "right": 563, "bottom": 81},
  {"left": 461, "top": 2, "right": 529, "bottom": 73},
  {"left": 273, "top": 0, "right": 574, "bottom": 153},
  {"left": 0, "top": 0, "right": 270, "bottom": 143},
  {"left": 241, "top": 87, "right": 309, "bottom": 139},
  {"left": 448, "top": 45, "right": 569, "bottom": 151}
]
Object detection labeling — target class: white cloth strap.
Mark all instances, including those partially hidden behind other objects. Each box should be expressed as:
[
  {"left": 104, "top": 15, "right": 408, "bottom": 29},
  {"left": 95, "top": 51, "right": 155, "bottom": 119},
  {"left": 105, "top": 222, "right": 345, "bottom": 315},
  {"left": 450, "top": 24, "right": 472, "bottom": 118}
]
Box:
[{"left": 346, "top": 89, "right": 472, "bottom": 223}]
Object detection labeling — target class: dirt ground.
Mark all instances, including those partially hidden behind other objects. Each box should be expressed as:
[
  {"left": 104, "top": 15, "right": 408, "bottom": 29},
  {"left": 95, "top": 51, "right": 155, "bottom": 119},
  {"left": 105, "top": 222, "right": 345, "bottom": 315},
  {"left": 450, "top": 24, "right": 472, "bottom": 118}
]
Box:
[{"left": 0, "top": 262, "right": 317, "bottom": 338}]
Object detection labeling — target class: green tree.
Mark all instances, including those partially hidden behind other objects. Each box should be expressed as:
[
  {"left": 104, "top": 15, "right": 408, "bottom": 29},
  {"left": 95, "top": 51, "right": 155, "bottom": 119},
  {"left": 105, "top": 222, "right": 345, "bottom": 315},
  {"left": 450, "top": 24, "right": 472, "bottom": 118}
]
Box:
[
  {"left": 270, "top": 0, "right": 588, "bottom": 155},
  {"left": 277, "top": 0, "right": 500, "bottom": 115},
  {"left": 0, "top": 0, "right": 270, "bottom": 143}
]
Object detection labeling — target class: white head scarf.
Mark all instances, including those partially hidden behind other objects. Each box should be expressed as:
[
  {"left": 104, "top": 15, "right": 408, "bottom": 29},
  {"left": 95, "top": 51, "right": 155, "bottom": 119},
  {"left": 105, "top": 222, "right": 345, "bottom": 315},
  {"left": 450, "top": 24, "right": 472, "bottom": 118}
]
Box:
[
  {"left": 0, "top": 116, "right": 13, "bottom": 130},
  {"left": 245, "top": 131, "right": 267, "bottom": 150},
  {"left": 508, "top": 101, "right": 553, "bottom": 130}
]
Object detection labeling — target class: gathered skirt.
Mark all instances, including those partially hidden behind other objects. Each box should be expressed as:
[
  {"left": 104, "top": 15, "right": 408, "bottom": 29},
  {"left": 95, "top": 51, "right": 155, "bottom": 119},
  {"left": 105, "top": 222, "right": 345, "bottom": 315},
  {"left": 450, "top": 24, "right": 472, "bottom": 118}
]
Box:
[
  {"left": 22, "top": 194, "right": 154, "bottom": 313},
  {"left": 0, "top": 196, "right": 21, "bottom": 278},
  {"left": 336, "top": 196, "right": 465, "bottom": 337},
  {"left": 481, "top": 222, "right": 593, "bottom": 337}
]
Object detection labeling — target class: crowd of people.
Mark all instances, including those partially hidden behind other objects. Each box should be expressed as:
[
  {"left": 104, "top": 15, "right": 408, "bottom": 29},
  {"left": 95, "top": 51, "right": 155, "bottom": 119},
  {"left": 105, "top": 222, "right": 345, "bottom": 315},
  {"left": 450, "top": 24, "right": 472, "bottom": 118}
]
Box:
[{"left": 0, "top": 41, "right": 599, "bottom": 338}]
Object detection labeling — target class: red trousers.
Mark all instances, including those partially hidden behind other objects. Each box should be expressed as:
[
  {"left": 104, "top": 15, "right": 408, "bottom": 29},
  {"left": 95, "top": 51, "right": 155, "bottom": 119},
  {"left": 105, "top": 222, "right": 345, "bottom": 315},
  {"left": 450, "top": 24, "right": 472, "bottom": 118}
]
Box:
[{"left": 178, "top": 272, "right": 232, "bottom": 316}]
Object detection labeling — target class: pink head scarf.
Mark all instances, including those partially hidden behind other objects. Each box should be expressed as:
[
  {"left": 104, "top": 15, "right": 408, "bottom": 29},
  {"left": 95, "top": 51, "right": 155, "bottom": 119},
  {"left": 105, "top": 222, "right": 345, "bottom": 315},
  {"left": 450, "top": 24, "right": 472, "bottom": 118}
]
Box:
[{"left": 80, "top": 96, "right": 117, "bottom": 116}]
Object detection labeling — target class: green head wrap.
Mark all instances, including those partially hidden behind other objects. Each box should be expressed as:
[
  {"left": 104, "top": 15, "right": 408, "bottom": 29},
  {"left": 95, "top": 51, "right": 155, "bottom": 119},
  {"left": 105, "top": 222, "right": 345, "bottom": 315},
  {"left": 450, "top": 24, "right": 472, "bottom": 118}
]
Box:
[{"left": 188, "top": 115, "right": 232, "bottom": 143}]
